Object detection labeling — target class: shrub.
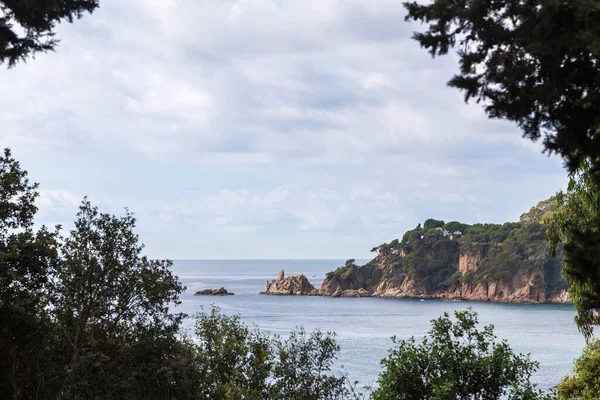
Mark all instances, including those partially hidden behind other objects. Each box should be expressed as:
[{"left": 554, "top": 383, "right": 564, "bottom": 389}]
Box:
[{"left": 371, "top": 309, "right": 552, "bottom": 400}]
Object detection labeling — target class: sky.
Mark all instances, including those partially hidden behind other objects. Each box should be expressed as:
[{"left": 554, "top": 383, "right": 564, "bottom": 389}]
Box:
[{"left": 1, "top": 0, "right": 568, "bottom": 260}]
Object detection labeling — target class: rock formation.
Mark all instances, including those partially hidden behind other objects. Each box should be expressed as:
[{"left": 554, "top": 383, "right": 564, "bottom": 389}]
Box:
[
  {"left": 193, "top": 287, "right": 234, "bottom": 296},
  {"left": 260, "top": 198, "right": 573, "bottom": 304},
  {"left": 318, "top": 265, "right": 364, "bottom": 296},
  {"left": 260, "top": 270, "right": 318, "bottom": 295}
]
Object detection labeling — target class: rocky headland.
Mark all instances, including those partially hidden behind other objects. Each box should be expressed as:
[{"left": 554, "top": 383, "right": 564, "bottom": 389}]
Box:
[
  {"left": 194, "top": 287, "right": 234, "bottom": 296},
  {"left": 262, "top": 197, "right": 572, "bottom": 304},
  {"left": 260, "top": 270, "right": 318, "bottom": 295}
]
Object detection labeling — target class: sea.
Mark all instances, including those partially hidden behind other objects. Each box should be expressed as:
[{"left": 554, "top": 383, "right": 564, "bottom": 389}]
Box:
[{"left": 172, "top": 259, "right": 585, "bottom": 392}]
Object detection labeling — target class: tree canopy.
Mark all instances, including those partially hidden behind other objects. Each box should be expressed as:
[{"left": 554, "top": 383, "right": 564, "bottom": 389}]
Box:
[
  {"left": 372, "top": 309, "right": 551, "bottom": 400},
  {"left": 0, "top": 0, "right": 99, "bottom": 67},
  {"left": 548, "top": 160, "right": 600, "bottom": 339},
  {"left": 404, "top": 0, "right": 600, "bottom": 175},
  {"left": 557, "top": 339, "right": 600, "bottom": 400}
]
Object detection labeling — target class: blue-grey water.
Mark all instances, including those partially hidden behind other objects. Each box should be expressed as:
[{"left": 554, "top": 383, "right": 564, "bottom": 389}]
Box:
[{"left": 172, "top": 259, "right": 585, "bottom": 391}]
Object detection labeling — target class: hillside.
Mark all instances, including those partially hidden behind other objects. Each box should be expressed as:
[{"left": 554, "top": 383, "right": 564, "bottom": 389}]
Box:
[{"left": 314, "top": 197, "right": 570, "bottom": 303}]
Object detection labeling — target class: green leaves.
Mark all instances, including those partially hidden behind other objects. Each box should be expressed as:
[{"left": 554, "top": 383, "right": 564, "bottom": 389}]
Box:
[
  {"left": 52, "top": 199, "right": 185, "bottom": 399},
  {"left": 0, "top": 148, "right": 61, "bottom": 400},
  {"left": 0, "top": 0, "right": 100, "bottom": 68},
  {"left": 372, "top": 309, "right": 550, "bottom": 400},
  {"left": 189, "top": 306, "right": 350, "bottom": 400},
  {"left": 404, "top": 0, "right": 600, "bottom": 176},
  {"left": 547, "top": 161, "right": 600, "bottom": 339},
  {"left": 557, "top": 339, "right": 600, "bottom": 400}
]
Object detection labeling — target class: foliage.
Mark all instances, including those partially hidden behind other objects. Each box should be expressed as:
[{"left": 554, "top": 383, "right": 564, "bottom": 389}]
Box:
[
  {"left": 0, "top": 0, "right": 100, "bottom": 67},
  {"left": 557, "top": 340, "right": 600, "bottom": 400},
  {"left": 479, "top": 222, "right": 553, "bottom": 283},
  {"left": 51, "top": 199, "right": 185, "bottom": 399},
  {"left": 520, "top": 198, "right": 558, "bottom": 223},
  {"left": 424, "top": 218, "right": 445, "bottom": 230},
  {"left": 190, "top": 307, "right": 352, "bottom": 400},
  {"left": 0, "top": 148, "right": 61, "bottom": 400},
  {"left": 547, "top": 161, "right": 600, "bottom": 339},
  {"left": 272, "top": 327, "right": 348, "bottom": 400},
  {"left": 443, "top": 221, "right": 470, "bottom": 235},
  {"left": 371, "top": 309, "right": 552, "bottom": 400},
  {"left": 398, "top": 226, "right": 459, "bottom": 291},
  {"left": 0, "top": 148, "right": 188, "bottom": 399},
  {"left": 403, "top": 0, "right": 600, "bottom": 176},
  {"left": 361, "top": 264, "right": 383, "bottom": 289}
]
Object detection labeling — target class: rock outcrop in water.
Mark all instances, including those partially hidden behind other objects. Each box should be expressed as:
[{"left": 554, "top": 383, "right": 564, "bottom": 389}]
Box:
[
  {"left": 260, "top": 270, "right": 318, "bottom": 295},
  {"left": 194, "top": 287, "right": 234, "bottom": 296},
  {"left": 263, "top": 197, "right": 572, "bottom": 304}
]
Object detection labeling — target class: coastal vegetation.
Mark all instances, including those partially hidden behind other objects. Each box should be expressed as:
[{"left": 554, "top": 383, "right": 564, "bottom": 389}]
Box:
[
  {"left": 557, "top": 339, "right": 600, "bottom": 400},
  {"left": 372, "top": 309, "right": 551, "bottom": 400},
  {"left": 0, "top": 149, "right": 354, "bottom": 399},
  {"left": 313, "top": 198, "right": 568, "bottom": 303}
]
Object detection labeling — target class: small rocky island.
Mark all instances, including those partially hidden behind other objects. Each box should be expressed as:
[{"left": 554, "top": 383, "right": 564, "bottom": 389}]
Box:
[
  {"left": 260, "top": 270, "right": 318, "bottom": 295},
  {"left": 193, "top": 287, "right": 234, "bottom": 296}
]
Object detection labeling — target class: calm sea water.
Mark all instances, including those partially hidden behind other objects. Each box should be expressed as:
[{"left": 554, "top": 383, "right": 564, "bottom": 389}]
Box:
[{"left": 172, "top": 259, "right": 585, "bottom": 391}]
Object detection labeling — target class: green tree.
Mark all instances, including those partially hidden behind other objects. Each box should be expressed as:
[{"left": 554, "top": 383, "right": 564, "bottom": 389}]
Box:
[
  {"left": 0, "top": 0, "right": 100, "bottom": 67},
  {"left": 403, "top": 0, "right": 600, "bottom": 175},
  {"left": 188, "top": 307, "right": 272, "bottom": 399},
  {"left": 520, "top": 198, "right": 558, "bottom": 223},
  {"left": 443, "top": 221, "right": 469, "bottom": 235},
  {"left": 423, "top": 218, "right": 445, "bottom": 230},
  {"left": 271, "top": 327, "right": 348, "bottom": 400},
  {"left": 557, "top": 340, "right": 600, "bottom": 400},
  {"left": 52, "top": 199, "right": 185, "bottom": 399},
  {"left": 371, "top": 309, "right": 551, "bottom": 400},
  {"left": 547, "top": 161, "right": 600, "bottom": 339},
  {"left": 189, "top": 306, "right": 352, "bottom": 400},
  {"left": 0, "top": 148, "right": 61, "bottom": 400}
]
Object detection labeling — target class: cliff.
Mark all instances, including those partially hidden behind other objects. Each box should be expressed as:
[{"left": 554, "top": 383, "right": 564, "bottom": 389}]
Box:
[
  {"left": 312, "top": 198, "right": 570, "bottom": 304},
  {"left": 261, "top": 270, "right": 318, "bottom": 295}
]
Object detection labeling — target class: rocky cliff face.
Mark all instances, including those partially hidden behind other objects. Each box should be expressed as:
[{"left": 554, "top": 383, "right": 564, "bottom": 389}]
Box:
[
  {"left": 318, "top": 244, "right": 571, "bottom": 303},
  {"left": 315, "top": 253, "right": 571, "bottom": 303},
  {"left": 261, "top": 270, "right": 318, "bottom": 295},
  {"left": 318, "top": 266, "right": 367, "bottom": 297}
]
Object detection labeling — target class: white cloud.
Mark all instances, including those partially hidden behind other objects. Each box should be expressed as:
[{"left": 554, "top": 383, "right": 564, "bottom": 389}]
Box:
[
  {"left": 0, "top": 0, "right": 569, "bottom": 258},
  {"left": 36, "top": 189, "right": 83, "bottom": 224}
]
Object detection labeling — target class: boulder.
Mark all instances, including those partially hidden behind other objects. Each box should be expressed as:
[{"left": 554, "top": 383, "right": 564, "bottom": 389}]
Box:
[
  {"left": 318, "top": 265, "right": 364, "bottom": 296},
  {"left": 260, "top": 270, "right": 318, "bottom": 295},
  {"left": 193, "top": 287, "right": 233, "bottom": 296}
]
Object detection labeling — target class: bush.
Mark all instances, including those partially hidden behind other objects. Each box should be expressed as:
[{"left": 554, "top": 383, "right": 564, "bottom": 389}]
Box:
[
  {"left": 189, "top": 307, "right": 354, "bottom": 400},
  {"left": 557, "top": 340, "right": 600, "bottom": 400},
  {"left": 371, "top": 309, "right": 552, "bottom": 400}
]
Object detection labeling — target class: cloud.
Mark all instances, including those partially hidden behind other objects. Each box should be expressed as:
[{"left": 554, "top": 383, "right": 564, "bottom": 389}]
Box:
[
  {"left": 36, "top": 189, "right": 83, "bottom": 225},
  {"left": 0, "top": 0, "right": 521, "bottom": 166},
  {"left": 0, "top": 0, "right": 569, "bottom": 258},
  {"left": 150, "top": 182, "right": 408, "bottom": 235}
]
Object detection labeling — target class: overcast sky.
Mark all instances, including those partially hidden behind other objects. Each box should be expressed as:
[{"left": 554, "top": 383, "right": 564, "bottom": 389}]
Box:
[{"left": 1, "top": 0, "right": 567, "bottom": 259}]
